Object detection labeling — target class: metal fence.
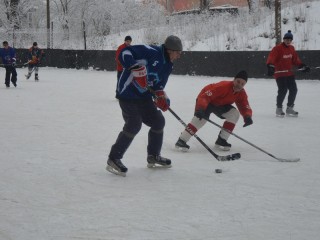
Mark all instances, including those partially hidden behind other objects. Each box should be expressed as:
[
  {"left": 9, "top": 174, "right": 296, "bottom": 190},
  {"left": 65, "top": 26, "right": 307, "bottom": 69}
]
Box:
[{"left": 14, "top": 48, "right": 320, "bottom": 80}]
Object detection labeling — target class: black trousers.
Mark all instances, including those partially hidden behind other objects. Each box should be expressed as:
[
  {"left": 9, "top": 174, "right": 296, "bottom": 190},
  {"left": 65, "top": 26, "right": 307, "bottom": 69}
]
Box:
[
  {"left": 4, "top": 66, "right": 17, "bottom": 86},
  {"left": 109, "top": 98, "right": 165, "bottom": 160},
  {"left": 204, "top": 104, "right": 235, "bottom": 119},
  {"left": 276, "top": 75, "right": 297, "bottom": 108}
]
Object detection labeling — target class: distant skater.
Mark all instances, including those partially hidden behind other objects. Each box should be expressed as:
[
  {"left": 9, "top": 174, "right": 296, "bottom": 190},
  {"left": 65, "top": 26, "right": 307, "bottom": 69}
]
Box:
[
  {"left": 0, "top": 41, "right": 17, "bottom": 88},
  {"left": 266, "top": 30, "right": 310, "bottom": 117},
  {"left": 26, "top": 42, "right": 44, "bottom": 81},
  {"left": 115, "top": 36, "right": 132, "bottom": 98}
]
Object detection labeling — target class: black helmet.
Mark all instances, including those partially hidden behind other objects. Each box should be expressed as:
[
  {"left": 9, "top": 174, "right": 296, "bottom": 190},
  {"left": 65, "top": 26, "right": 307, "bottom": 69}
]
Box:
[{"left": 164, "top": 35, "right": 182, "bottom": 51}]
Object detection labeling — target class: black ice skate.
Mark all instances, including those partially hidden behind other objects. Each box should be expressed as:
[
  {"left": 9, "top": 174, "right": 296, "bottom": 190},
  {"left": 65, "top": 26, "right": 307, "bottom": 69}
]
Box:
[
  {"left": 276, "top": 108, "right": 285, "bottom": 118},
  {"left": 147, "top": 155, "right": 172, "bottom": 168},
  {"left": 215, "top": 136, "right": 231, "bottom": 151},
  {"left": 175, "top": 138, "right": 190, "bottom": 152},
  {"left": 106, "top": 158, "right": 128, "bottom": 177},
  {"left": 25, "top": 73, "right": 31, "bottom": 80},
  {"left": 35, "top": 74, "right": 39, "bottom": 81},
  {"left": 286, "top": 106, "right": 298, "bottom": 117}
]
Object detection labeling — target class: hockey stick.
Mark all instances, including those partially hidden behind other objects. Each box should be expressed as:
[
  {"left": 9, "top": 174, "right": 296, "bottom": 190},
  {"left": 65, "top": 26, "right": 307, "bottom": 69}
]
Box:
[
  {"left": 29, "top": 65, "right": 37, "bottom": 74},
  {"left": 145, "top": 86, "right": 240, "bottom": 161},
  {"left": 0, "top": 62, "right": 29, "bottom": 67},
  {"left": 25, "top": 66, "right": 36, "bottom": 79},
  {"left": 274, "top": 66, "right": 319, "bottom": 74},
  {"left": 311, "top": 66, "right": 320, "bottom": 69},
  {"left": 168, "top": 108, "right": 241, "bottom": 161},
  {"left": 204, "top": 118, "right": 300, "bottom": 162},
  {"left": 274, "top": 69, "right": 305, "bottom": 74}
]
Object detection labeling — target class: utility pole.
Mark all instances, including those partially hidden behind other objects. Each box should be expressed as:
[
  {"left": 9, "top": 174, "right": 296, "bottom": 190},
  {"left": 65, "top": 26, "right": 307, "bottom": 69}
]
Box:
[
  {"left": 166, "top": 0, "right": 171, "bottom": 13},
  {"left": 83, "top": 21, "right": 87, "bottom": 50},
  {"left": 47, "top": 0, "right": 50, "bottom": 49},
  {"left": 200, "top": 0, "right": 208, "bottom": 11},
  {"left": 275, "top": 0, "right": 281, "bottom": 45}
]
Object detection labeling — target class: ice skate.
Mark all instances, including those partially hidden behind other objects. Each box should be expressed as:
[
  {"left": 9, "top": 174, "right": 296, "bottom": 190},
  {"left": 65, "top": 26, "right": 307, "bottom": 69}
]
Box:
[
  {"left": 25, "top": 73, "right": 31, "bottom": 80},
  {"left": 35, "top": 74, "right": 39, "bottom": 81},
  {"left": 286, "top": 106, "right": 298, "bottom": 117},
  {"left": 106, "top": 158, "right": 128, "bottom": 177},
  {"left": 175, "top": 138, "right": 190, "bottom": 152},
  {"left": 215, "top": 136, "right": 231, "bottom": 151},
  {"left": 147, "top": 155, "right": 172, "bottom": 168},
  {"left": 276, "top": 108, "right": 285, "bottom": 118}
]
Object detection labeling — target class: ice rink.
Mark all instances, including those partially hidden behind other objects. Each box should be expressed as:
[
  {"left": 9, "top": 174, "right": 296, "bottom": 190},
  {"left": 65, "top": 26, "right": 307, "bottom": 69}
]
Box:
[{"left": 1, "top": 68, "right": 320, "bottom": 240}]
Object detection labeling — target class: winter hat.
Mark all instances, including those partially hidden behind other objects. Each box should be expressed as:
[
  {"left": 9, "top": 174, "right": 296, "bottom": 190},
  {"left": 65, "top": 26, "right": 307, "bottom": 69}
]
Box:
[
  {"left": 283, "top": 30, "right": 293, "bottom": 40},
  {"left": 164, "top": 35, "right": 183, "bottom": 51},
  {"left": 33, "top": 42, "right": 38, "bottom": 46},
  {"left": 124, "top": 36, "right": 132, "bottom": 41},
  {"left": 235, "top": 70, "right": 248, "bottom": 82}
]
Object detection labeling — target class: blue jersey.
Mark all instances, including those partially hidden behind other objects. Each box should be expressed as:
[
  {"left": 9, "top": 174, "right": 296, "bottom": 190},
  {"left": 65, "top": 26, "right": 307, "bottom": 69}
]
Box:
[
  {"left": 0, "top": 47, "right": 16, "bottom": 65},
  {"left": 117, "top": 44, "right": 173, "bottom": 100}
]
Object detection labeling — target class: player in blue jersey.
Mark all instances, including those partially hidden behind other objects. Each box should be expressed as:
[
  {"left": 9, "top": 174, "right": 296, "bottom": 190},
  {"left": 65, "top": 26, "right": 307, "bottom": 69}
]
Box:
[
  {"left": 106, "top": 35, "right": 182, "bottom": 176},
  {"left": 0, "top": 41, "right": 17, "bottom": 88}
]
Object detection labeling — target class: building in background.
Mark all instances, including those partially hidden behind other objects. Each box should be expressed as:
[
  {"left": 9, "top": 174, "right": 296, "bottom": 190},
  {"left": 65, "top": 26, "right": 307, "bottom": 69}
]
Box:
[{"left": 158, "top": 0, "right": 249, "bottom": 13}]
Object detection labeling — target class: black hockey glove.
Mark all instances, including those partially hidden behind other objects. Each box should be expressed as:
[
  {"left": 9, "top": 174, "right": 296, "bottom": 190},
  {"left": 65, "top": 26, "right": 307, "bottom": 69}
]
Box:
[
  {"left": 195, "top": 109, "right": 206, "bottom": 120},
  {"left": 298, "top": 64, "right": 310, "bottom": 73},
  {"left": 267, "top": 64, "right": 275, "bottom": 76},
  {"left": 243, "top": 116, "right": 253, "bottom": 127}
]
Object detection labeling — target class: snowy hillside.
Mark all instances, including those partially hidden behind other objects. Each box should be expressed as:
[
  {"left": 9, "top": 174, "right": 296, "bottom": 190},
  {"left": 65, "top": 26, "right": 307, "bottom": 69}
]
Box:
[{"left": 103, "top": 0, "right": 320, "bottom": 51}]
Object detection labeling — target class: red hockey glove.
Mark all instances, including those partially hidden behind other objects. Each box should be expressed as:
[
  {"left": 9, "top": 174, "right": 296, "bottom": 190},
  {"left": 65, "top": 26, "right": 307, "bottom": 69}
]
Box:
[
  {"left": 131, "top": 65, "right": 147, "bottom": 89},
  {"left": 154, "top": 90, "right": 170, "bottom": 112}
]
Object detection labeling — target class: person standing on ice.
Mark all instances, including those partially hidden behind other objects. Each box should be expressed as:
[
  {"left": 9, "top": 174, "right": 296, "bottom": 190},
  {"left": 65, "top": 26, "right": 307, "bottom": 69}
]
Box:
[
  {"left": 266, "top": 30, "right": 310, "bottom": 117},
  {"left": 26, "top": 42, "right": 44, "bottom": 81},
  {"left": 0, "top": 41, "right": 17, "bottom": 88},
  {"left": 175, "top": 71, "right": 253, "bottom": 152},
  {"left": 115, "top": 36, "right": 132, "bottom": 98},
  {"left": 106, "top": 35, "right": 183, "bottom": 176}
]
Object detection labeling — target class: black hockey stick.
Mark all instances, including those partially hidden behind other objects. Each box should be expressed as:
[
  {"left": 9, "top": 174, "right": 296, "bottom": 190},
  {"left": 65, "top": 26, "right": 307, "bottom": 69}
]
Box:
[
  {"left": 204, "top": 118, "right": 300, "bottom": 162},
  {"left": 146, "top": 86, "right": 240, "bottom": 161},
  {"left": 168, "top": 108, "right": 240, "bottom": 161},
  {"left": 310, "top": 66, "right": 320, "bottom": 70},
  {"left": 0, "top": 62, "right": 29, "bottom": 67},
  {"left": 275, "top": 66, "right": 320, "bottom": 74},
  {"left": 25, "top": 66, "right": 36, "bottom": 79}
]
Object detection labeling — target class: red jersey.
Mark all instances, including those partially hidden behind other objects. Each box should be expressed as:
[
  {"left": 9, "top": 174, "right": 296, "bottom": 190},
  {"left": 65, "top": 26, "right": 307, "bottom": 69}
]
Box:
[
  {"left": 266, "top": 42, "right": 303, "bottom": 79},
  {"left": 196, "top": 81, "right": 252, "bottom": 118},
  {"left": 115, "top": 43, "right": 127, "bottom": 72}
]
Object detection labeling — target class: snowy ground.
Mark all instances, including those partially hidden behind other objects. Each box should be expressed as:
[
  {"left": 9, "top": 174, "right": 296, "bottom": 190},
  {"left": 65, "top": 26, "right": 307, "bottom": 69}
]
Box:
[{"left": 1, "top": 68, "right": 320, "bottom": 240}]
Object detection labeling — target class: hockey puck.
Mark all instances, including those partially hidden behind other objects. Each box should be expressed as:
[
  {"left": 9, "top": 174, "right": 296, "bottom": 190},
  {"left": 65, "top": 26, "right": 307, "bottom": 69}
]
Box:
[{"left": 215, "top": 169, "right": 222, "bottom": 173}]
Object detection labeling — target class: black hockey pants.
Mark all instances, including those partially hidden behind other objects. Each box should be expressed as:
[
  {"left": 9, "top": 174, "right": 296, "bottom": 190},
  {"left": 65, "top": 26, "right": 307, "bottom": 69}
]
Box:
[
  {"left": 4, "top": 66, "right": 17, "bottom": 86},
  {"left": 276, "top": 75, "right": 297, "bottom": 108},
  {"left": 108, "top": 99, "right": 165, "bottom": 160}
]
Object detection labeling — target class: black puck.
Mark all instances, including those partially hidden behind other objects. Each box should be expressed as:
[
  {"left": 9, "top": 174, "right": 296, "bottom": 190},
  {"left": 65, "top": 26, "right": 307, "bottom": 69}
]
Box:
[{"left": 215, "top": 169, "right": 222, "bottom": 173}]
